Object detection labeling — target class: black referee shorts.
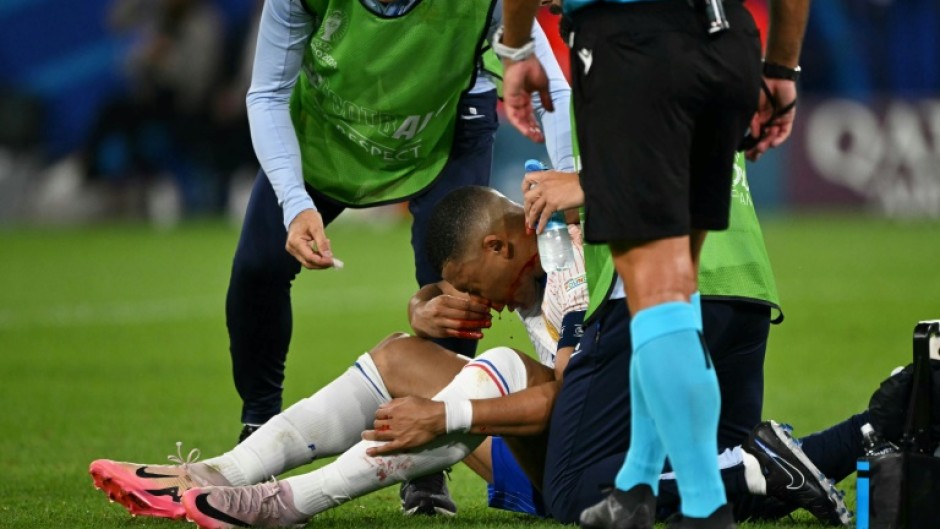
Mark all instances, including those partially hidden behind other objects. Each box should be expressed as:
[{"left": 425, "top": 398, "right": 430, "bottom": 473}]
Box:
[{"left": 570, "top": 0, "right": 762, "bottom": 243}]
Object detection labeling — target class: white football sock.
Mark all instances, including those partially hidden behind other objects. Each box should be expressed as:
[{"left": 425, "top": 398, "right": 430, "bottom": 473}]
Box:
[
  {"left": 286, "top": 347, "right": 528, "bottom": 515},
  {"left": 202, "top": 353, "right": 390, "bottom": 486}
]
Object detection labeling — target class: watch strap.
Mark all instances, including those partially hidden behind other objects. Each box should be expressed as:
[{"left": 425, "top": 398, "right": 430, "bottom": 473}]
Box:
[
  {"left": 763, "top": 62, "right": 801, "bottom": 81},
  {"left": 492, "top": 26, "right": 536, "bottom": 62}
]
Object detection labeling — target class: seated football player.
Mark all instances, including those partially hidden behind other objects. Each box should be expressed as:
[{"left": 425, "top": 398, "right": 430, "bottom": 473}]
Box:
[
  {"left": 90, "top": 186, "right": 582, "bottom": 527},
  {"left": 89, "top": 187, "right": 859, "bottom": 528}
]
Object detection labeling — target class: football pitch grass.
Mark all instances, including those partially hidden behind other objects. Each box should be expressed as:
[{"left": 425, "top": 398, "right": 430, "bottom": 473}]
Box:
[{"left": 1, "top": 213, "right": 938, "bottom": 529}]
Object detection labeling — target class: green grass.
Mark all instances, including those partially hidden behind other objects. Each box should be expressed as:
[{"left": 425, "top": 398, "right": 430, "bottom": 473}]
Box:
[{"left": 1, "top": 213, "right": 938, "bottom": 529}]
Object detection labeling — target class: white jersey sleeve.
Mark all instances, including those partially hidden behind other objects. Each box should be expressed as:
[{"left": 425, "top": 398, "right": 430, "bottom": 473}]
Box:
[
  {"left": 518, "top": 306, "right": 558, "bottom": 369},
  {"left": 542, "top": 225, "right": 588, "bottom": 339},
  {"left": 517, "top": 225, "right": 588, "bottom": 368}
]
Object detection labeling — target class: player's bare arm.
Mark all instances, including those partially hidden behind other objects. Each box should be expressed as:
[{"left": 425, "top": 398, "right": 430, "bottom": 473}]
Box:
[
  {"left": 468, "top": 380, "right": 560, "bottom": 436},
  {"left": 363, "top": 379, "right": 560, "bottom": 456},
  {"left": 408, "top": 281, "right": 493, "bottom": 340},
  {"left": 365, "top": 346, "right": 558, "bottom": 455}
]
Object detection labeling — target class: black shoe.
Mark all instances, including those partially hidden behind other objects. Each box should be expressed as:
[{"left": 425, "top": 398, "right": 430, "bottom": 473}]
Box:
[
  {"left": 579, "top": 484, "right": 655, "bottom": 529},
  {"left": 399, "top": 470, "right": 457, "bottom": 516},
  {"left": 238, "top": 424, "right": 260, "bottom": 444},
  {"left": 743, "top": 420, "right": 851, "bottom": 526},
  {"left": 667, "top": 504, "right": 736, "bottom": 529}
]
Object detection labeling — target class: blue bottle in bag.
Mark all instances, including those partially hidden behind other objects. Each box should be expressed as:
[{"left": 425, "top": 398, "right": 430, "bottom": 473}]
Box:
[
  {"left": 856, "top": 423, "right": 900, "bottom": 529},
  {"left": 856, "top": 459, "right": 870, "bottom": 529}
]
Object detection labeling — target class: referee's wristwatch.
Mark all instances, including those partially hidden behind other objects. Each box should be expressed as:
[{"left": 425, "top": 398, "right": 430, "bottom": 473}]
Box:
[
  {"left": 762, "top": 61, "right": 801, "bottom": 82},
  {"left": 492, "top": 26, "right": 536, "bottom": 62}
]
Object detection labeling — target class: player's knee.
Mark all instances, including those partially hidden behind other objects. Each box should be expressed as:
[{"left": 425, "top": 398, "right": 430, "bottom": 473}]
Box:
[{"left": 368, "top": 332, "right": 413, "bottom": 372}]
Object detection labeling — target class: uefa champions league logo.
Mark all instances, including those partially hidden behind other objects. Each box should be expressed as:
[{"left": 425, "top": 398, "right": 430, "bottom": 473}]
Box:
[
  {"left": 311, "top": 9, "right": 348, "bottom": 63},
  {"left": 320, "top": 10, "right": 347, "bottom": 44}
]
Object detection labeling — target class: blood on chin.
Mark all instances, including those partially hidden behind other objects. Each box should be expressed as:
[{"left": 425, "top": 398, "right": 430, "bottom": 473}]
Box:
[{"left": 492, "top": 300, "right": 530, "bottom": 313}]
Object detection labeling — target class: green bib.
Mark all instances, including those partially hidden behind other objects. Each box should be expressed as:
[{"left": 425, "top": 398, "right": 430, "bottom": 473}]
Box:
[
  {"left": 698, "top": 156, "right": 781, "bottom": 321},
  {"left": 481, "top": 48, "right": 503, "bottom": 97},
  {"left": 582, "top": 153, "right": 782, "bottom": 323},
  {"left": 293, "top": 0, "right": 494, "bottom": 206}
]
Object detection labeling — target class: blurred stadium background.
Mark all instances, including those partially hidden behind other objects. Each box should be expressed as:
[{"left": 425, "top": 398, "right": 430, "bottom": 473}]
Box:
[
  {"left": 1, "top": 1, "right": 939, "bottom": 528},
  {"left": 1, "top": 0, "right": 938, "bottom": 221}
]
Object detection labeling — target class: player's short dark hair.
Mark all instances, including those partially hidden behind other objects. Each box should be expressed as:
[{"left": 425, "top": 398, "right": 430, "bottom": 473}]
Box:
[{"left": 426, "top": 186, "right": 498, "bottom": 275}]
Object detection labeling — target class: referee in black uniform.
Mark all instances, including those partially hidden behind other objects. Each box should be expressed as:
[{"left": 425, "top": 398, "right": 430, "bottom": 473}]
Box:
[{"left": 495, "top": 1, "right": 809, "bottom": 528}]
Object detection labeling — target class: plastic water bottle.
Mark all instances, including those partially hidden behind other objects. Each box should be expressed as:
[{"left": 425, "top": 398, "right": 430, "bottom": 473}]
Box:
[
  {"left": 857, "top": 422, "right": 899, "bottom": 529},
  {"left": 525, "top": 159, "right": 575, "bottom": 272},
  {"left": 861, "top": 423, "right": 899, "bottom": 457}
]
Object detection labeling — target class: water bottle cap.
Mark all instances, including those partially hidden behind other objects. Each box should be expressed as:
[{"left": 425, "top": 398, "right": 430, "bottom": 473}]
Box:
[
  {"left": 543, "top": 214, "right": 567, "bottom": 229},
  {"left": 524, "top": 159, "right": 547, "bottom": 172}
]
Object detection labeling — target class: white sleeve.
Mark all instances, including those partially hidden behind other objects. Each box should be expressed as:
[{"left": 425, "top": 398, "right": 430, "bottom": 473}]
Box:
[
  {"left": 487, "top": 0, "right": 502, "bottom": 44},
  {"left": 530, "top": 22, "right": 575, "bottom": 172},
  {"left": 561, "top": 236, "right": 590, "bottom": 315},
  {"left": 246, "top": 0, "right": 317, "bottom": 229},
  {"left": 547, "top": 233, "right": 589, "bottom": 318},
  {"left": 484, "top": 5, "right": 574, "bottom": 172}
]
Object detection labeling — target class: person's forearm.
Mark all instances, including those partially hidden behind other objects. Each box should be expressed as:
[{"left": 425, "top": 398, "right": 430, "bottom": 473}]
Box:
[
  {"left": 501, "top": 0, "right": 541, "bottom": 48},
  {"left": 246, "top": 0, "right": 316, "bottom": 229},
  {"left": 765, "top": 0, "right": 810, "bottom": 68},
  {"left": 248, "top": 93, "right": 312, "bottom": 228},
  {"left": 531, "top": 23, "right": 574, "bottom": 171},
  {"left": 468, "top": 381, "right": 560, "bottom": 436}
]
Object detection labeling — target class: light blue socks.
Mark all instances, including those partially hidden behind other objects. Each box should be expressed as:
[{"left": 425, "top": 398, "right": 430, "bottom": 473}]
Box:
[{"left": 614, "top": 299, "right": 726, "bottom": 517}]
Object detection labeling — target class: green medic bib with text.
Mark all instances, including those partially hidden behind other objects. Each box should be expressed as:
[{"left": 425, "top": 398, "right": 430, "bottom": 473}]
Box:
[
  {"left": 293, "top": 0, "right": 494, "bottom": 205},
  {"left": 583, "top": 154, "right": 782, "bottom": 322}
]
